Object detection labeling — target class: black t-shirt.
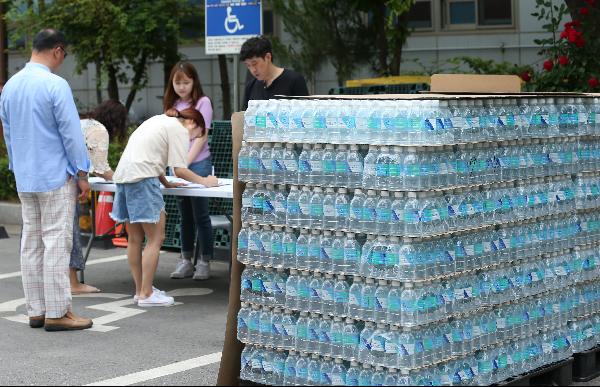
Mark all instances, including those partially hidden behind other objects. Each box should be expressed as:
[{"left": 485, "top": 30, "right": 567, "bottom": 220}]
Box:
[{"left": 242, "top": 68, "right": 309, "bottom": 110}]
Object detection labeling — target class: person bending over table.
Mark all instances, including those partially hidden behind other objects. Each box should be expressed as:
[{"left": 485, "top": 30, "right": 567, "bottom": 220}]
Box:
[
  {"left": 110, "top": 108, "right": 218, "bottom": 307},
  {"left": 70, "top": 100, "right": 127, "bottom": 294}
]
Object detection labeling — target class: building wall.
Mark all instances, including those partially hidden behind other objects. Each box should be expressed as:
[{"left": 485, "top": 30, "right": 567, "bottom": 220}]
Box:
[{"left": 6, "top": 0, "right": 566, "bottom": 121}]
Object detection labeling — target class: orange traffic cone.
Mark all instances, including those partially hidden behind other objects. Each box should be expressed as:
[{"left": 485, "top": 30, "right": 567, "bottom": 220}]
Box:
[
  {"left": 95, "top": 191, "right": 116, "bottom": 237},
  {"left": 112, "top": 224, "right": 129, "bottom": 248}
]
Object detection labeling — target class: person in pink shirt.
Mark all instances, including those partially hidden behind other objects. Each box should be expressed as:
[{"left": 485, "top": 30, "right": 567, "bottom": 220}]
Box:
[{"left": 163, "top": 62, "right": 215, "bottom": 280}]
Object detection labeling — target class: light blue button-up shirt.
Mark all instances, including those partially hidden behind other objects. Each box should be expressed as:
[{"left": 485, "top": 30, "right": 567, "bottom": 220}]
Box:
[{"left": 0, "top": 62, "right": 90, "bottom": 193}]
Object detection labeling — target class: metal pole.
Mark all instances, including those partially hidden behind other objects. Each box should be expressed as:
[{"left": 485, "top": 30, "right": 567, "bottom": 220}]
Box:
[{"left": 233, "top": 54, "right": 239, "bottom": 112}]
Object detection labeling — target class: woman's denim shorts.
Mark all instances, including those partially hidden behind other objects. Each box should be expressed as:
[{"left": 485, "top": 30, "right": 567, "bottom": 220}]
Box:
[{"left": 110, "top": 177, "right": 165, "bottom": 224}]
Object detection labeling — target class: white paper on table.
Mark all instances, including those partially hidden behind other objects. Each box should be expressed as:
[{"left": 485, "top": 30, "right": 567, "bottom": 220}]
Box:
[
  {"left": 163, "top": 176, "right": 231, "bottom": 188},
  {"left": 90, "top": 176, "right": 231, "bottom": 188}
]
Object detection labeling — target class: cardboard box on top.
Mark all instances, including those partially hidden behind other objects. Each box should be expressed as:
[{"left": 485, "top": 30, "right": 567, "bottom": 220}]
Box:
[{"left": 430, "top": 74, "right": 522, "bottom": 93}]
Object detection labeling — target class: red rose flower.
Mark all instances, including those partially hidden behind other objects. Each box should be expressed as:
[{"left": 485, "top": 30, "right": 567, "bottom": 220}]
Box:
[
  {"left": 576, "top": 37, "right": 586, "bottom": 47},
  {"left": 580, "top": 7, "right": 589, "bottom": 15},
  {"left": 590, "top": 77, "right": 599, "bottom": 88},
  {"left": 568, "top": 29, "right": 581, "bottom": 43},
  {"left": 543, "top": 60, "right": 554, "bottom": 71},
  {"left": 559, "top": 56, "right": 569, "bottom": 66},
  {"left": 520, "top": 71, "right": 531, "bottom": 82},
  {"left": 560, "top": 30, "right": 569, "bottom": 39},
  {"left": 585, "top": 0, "right": 596, "bottom": 7}
]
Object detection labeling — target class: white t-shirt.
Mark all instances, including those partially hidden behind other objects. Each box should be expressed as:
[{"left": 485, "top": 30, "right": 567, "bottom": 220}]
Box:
[{"left": 113, "top": 114, "right": 188, "bottom": 184}]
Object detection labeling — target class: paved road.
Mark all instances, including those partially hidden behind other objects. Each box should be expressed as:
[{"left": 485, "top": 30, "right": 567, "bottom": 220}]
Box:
[{"left": 0, "top": 227, "right": 228, "bottom": 386}]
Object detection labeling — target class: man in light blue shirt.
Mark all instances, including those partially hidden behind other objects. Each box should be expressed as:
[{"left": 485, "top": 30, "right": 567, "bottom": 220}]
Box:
[{"left": 0, "top": 29, "right": 94, "bottom": 332}]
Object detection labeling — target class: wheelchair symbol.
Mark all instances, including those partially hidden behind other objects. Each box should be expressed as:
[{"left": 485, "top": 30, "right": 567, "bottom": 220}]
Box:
[{"left": 224, "top": 6, "right": 245, "bottom": 34}]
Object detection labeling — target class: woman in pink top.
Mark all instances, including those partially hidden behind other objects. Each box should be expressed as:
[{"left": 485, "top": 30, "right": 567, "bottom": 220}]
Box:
[{"left": 163, "top": 62, "right": 215, "bottom": 280}]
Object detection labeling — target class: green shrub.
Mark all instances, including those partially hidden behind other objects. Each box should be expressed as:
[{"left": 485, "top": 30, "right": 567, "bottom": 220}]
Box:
[{"left": 0, "top": 156, "right": 18, "bottom": 201}]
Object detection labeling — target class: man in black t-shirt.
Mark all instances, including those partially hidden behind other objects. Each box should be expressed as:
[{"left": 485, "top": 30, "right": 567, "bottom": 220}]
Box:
[{"left": 240, "top": 36, "right": 309, "bottom": 110}]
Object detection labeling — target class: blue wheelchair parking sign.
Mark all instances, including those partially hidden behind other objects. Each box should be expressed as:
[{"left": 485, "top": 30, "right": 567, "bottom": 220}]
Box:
[{"left": 205, "top": 0, "right": 262, "bottom": 54}]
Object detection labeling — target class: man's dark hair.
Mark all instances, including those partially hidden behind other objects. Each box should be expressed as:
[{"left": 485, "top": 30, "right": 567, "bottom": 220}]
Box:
[
  {"left": 240, "top": 36, "right": 273, "bottom": 62},
  {"left": 32, "top": 29, "right": 67, "bottom": 52}
]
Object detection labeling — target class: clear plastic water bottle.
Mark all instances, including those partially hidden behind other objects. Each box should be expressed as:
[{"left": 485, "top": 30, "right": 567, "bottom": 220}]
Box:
[
  {"left": 307, "top": 312, "right": 321, "bottom": 353},
  {"left": 237, "top": 302, "right": 250, "bottom": 343},
  {"left": 282, "top": 227, "right": 297, "bottom": 269},
  {"left": 299, "top": 186, "right": 312, "bottom": 228},
  {"left": 271, "top": 226, "right": 284, "bottom": 268},
  {"left": 295, "top": 352, "right": 310, "bottom": 386},
  {"left": 376, "top": 191, "right": 392, "bottom": 234},
  {"left": 363, "top": 146, "right": 378, "bottom": 188},
  {"left": 282, "top": 309, "right": 298, "bottom": 349},
  {"left": 310, "top": 187, "right": 325, "bottom": 229},
  {"left": 361, "top": 278, "right": 377, "bottom": 322},
  {"left": 259, "top": 142, "right": 273, "bottom": 183},
  {"left": 298, "top": 144, "right": 312, "bottom": 184},
  {"left": 343, "top": 318, "right": 360, "bottom": 361},
  {"left": 283, "top": 143, "right": 299, "bottom": 184},
  {"left": 323, "top": 144, "right": 336, "bottom": 184},
  {"left": 331, "top": 317, "right": 345, "bottom": 358},
  {"left": 347, "top": 145, "right": 364, "bottom": 188},
  {"left": 286, "top": 185, "right": 301, "bottom": 228},
  {"left": 334, "top": 275, "right": 350, "bottom": 316},
  {"left": 309, "top": 144, "right": 324, "bottom": 186},
  {"left": 343, "top": 233, "right": 361, "bottom": 275},
  {"left": 247, "top": 225, "right": 263, "bottom": 264},
  {"left": 259, "top": 225, "right": 273, "bottom": 267},
  {"left": 271, "top": 142, "right": 285, "bottom": 184},
  {"left": 332, "top": 231, "right": 346, "bottom": 273},
  {"left": 362, "top": 190, "right": 378, "bottom": 234},
  {"left": 319, "top": 315, "right": 333, "bottom": 357},
  {"left": 348, "top": 276, "right": 363, "bottom": 319},
  {"left": 371, "top": 366, "right": 386, "bottom": 386},
  {"left": 323, "top": 188, "right": 337, "bottom": 230},
  {"left": 237, "top": 224, "right": 249, "bottom": 264},
  {"left": 335, "top": 188, "right": 351, "bottom": 230},
  {"left": 308, "top": 354, "right": 322, "bottom": 386},
  {"left": 297, "top": 272, "right": 311, "bottom": 312},
  {"left": 331, "top": 358, "right": 348, "bottom": 386},
  {"left": 335, "top": 144, "right": 350, "bottom": 187},
  {"left": 321, "top": 273, "right": 335, "bottom": 314},
  {"left": 283, "top": 350, "right": 299, "bottom": 386},
  {"left": 308, "top": 229, "right": 322, "bottom": 271},
  {"left": 346, "top": 361, "right": 361, "bottom": 386},
  {"left": 349, "top": 189, "right": 366, "bottom": 230},
  {"left": 358, "top": 364, "right": 374, "bottom": 386},
  {"left": 309, "top": 273, "right": 323, "bottom": 314},
  {"left": 295, "top": 229, "right": 310, "bottom": 271}
]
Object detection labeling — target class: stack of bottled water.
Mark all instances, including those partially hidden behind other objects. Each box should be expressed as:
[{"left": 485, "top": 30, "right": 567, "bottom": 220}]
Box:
[{"left": 238, "top": 96, "right": 600, "bottom": 386}]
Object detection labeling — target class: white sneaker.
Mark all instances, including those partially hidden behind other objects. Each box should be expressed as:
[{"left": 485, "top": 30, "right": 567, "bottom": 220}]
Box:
[
  {"left": 193, "top": 261, "right": 210, "bottom": 281},
  {"left": 133, "top": 287, "right": 167, "bottom": 304},
  {"left": 137, "top": 291, "right": 175, "bottom": 307},
  {"left": 170, "top": 259, "right": 194, "bottom": 279}
]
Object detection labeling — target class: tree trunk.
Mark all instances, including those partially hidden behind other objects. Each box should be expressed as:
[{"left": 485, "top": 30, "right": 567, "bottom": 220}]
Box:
[
  {"left": 125, "top": 51, "right": 149, "bottom": 112},
  {"left": 163, "top": 4, "right": 180, "bottom": 95},
  {"left": 374, "top": 2, "right": 389, "bottom": 76},
  {"left": 0, "top": 1, "right": 8, "bottom": 86},
  {"left": 95, "top": 58, "right": 102, "bottom": 104},
  {"left": 107, "top": 63, "right": 119, "bottom": 101},
  {"left": 390, "top": 15, "right": 410, "bottom": 76},
  {"left": 218, "top": 54, "right": 232, "bottom": 119},
  {"left": 163, "top": 41, "right": 179, "bottom": 96}
]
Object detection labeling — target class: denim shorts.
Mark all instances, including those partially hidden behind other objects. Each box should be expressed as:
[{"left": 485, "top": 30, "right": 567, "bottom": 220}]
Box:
[{"left": 110, "top": 177, "right": 165, "bottom": 224}]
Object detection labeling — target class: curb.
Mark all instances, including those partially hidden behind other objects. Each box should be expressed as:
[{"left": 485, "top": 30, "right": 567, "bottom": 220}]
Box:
[{"left": 0, "top": 201, "right": 22, "bottom": 225}]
